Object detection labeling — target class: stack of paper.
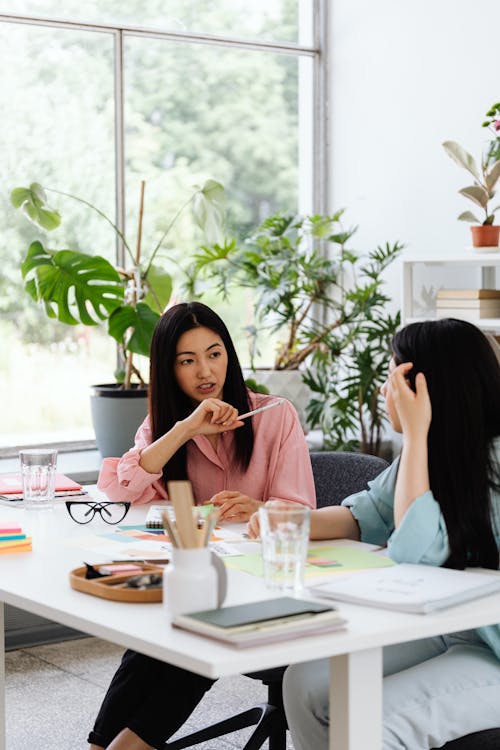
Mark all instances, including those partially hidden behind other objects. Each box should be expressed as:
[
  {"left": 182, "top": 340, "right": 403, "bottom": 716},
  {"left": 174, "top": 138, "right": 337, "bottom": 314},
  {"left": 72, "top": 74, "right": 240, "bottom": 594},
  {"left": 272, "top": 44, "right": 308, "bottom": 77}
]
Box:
[
  {"left": 310, "top": 563, "right": 500, "bottom": 613},
  {"left": 0, "top": 522, "right": 32, "bottom": 553},
  {"left": 173, "top": 596, "right": 346, "bottom": 647}
]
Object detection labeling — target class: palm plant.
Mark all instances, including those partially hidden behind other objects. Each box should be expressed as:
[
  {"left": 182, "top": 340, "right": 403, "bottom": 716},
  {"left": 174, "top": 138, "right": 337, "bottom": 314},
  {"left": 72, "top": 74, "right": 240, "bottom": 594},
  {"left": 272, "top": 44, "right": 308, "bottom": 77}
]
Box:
[{"left": 194, "top": 209, "right": 402, "bottom": 455}]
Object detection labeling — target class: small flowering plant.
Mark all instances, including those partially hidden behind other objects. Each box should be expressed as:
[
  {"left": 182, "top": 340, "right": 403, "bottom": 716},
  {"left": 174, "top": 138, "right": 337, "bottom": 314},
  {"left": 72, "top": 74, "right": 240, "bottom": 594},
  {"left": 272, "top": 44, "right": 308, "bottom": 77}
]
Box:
[{"left": 443, "top": 102, "right": 500, "bottom": 226}]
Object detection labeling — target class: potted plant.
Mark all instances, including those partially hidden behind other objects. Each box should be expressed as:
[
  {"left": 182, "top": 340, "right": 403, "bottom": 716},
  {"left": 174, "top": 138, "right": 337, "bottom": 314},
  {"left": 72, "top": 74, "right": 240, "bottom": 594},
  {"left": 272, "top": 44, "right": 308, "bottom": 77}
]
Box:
[
  {"left": 193, "top": 210, "right": 402, "bottom": 447},
  {"left": 443, "top": 101, "right": 500, "bottom": 249},
  {"left": 10, "top": 179, "right": 225, "bottom": 455}
]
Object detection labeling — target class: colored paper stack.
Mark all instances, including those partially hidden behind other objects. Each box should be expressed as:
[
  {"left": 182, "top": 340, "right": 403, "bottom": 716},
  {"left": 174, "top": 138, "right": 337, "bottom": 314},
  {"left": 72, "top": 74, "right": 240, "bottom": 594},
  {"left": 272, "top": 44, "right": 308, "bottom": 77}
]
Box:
[
  {"left": 436, "top": 289, "right": 500, "bottom": 320},
  {"left": 0, "top": 522, "right": 32, "bottom": 553}
]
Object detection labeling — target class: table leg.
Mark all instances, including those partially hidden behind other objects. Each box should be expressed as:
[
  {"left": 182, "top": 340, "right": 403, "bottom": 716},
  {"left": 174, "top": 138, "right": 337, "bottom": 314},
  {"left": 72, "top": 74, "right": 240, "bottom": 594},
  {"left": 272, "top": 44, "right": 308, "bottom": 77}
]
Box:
[
  {"left": 329, "top": 647, "right": 383, "bottom": 750},
  {"left": 0, "top": 603, "right": 5, "bottom": 750}
]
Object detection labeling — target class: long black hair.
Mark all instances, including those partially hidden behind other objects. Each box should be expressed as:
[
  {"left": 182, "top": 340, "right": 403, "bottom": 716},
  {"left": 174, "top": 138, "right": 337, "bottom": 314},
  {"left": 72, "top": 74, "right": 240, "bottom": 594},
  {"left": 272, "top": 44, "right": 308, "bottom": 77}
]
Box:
[
  {"left": 392, "top": 319, "right": 500, "bottom": 570},
  {"left": 149, "top": 302, "right": 254, "bottom": 484}
]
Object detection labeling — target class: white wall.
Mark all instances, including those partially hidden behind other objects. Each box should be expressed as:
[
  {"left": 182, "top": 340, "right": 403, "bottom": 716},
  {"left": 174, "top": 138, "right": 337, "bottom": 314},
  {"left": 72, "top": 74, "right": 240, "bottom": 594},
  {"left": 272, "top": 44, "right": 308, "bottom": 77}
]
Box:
[{"left": 327, "top": 0, "right": 500, "bottom": 305}]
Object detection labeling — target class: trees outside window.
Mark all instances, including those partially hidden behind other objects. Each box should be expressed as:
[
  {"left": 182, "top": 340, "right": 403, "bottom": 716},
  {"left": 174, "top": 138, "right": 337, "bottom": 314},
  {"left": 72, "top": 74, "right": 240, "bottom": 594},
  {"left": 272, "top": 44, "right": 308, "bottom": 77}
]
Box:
[{"left": 0, "top": 1, "right": 319, "bottom": 450}]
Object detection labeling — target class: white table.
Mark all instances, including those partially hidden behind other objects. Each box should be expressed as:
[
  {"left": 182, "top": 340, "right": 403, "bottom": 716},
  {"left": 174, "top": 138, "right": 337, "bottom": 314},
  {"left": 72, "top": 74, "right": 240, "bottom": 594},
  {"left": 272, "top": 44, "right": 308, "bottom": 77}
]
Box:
[{"left": 1, "top": 498, "right": 500, "bottom": 750}]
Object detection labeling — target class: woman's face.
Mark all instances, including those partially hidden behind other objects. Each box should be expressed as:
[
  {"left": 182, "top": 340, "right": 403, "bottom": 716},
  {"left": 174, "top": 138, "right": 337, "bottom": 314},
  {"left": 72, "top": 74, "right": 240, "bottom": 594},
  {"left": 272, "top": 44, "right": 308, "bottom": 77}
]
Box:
[
  {"left": 173, "top": 326, "right": 228, "bottom": 403},
  {"left": 380, "top": 357, "right": 402, "bottom": 433}
]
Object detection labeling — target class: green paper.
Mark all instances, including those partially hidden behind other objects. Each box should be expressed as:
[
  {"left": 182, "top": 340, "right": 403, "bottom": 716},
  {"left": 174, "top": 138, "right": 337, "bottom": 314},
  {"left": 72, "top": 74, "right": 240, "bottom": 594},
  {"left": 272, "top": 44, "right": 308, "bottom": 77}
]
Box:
[{"left": 224, "top": 545, "right": 395, "bottom": 579}]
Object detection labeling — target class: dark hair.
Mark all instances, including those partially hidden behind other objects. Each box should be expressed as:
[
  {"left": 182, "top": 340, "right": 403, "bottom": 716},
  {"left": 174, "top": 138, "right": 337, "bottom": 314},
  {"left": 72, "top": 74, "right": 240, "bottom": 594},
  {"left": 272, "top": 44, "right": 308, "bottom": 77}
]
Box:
[
  {"left": 392, "top": 318, "right": 500, "bottom": 569},
  {"left": 149, "top": 302, "right": 253, "bottom": 483}
]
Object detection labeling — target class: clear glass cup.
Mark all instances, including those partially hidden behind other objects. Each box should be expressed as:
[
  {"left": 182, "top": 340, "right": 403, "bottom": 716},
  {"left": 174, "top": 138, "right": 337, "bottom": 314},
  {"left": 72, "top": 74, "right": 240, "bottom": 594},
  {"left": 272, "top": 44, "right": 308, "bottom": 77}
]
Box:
[
  {"left": 19, "top": 449, "right": 57, "bottom": 510},
  {"left": 258, "top": 500, "right": 311, "bottom": 593}
]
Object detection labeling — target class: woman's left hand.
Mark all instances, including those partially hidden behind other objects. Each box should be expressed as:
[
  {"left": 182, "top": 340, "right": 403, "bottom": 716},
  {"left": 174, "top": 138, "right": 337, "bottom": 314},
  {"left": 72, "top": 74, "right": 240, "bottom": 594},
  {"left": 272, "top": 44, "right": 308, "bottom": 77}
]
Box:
[
  {"left": 390, "top": 362, "right": 432, "bottom": 440},
  {"left": 208, "top": 491, "right": 261, "bottom": 522}
]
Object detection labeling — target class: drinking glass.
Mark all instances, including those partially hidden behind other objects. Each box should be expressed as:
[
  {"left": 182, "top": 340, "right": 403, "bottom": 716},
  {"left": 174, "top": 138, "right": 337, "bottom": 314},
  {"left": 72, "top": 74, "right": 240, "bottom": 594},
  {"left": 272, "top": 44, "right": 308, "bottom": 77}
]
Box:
[
  {"left": 258, "top": 500, "right": 310, "bottom": 592},
  {"left": 19, "top": 449, "right": 57, "bottom": 510}
]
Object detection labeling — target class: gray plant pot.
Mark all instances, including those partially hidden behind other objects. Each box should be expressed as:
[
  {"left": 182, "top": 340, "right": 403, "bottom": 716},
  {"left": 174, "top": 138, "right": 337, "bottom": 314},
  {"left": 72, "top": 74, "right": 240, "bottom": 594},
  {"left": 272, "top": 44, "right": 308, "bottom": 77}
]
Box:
[
  {"left": 90, "top": 384, "right": 148, "bottom": 458},
  {"left": 242, "top": 368, "right": 311, "bottom": 432}
]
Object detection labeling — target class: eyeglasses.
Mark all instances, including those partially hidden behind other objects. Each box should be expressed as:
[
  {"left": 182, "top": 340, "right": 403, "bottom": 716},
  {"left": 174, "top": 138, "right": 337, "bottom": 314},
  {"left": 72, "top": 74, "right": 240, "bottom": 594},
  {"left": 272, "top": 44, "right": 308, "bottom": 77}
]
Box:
[{"left": 65, "top": 501, "right": 130, "bottom": 525}]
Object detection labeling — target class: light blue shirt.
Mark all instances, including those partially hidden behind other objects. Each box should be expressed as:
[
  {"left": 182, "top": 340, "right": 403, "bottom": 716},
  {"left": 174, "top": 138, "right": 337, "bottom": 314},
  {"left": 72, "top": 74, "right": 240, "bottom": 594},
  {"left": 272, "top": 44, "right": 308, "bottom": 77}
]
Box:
[{"left": 341, "top": 438, "right": 500, "bottom": 660}]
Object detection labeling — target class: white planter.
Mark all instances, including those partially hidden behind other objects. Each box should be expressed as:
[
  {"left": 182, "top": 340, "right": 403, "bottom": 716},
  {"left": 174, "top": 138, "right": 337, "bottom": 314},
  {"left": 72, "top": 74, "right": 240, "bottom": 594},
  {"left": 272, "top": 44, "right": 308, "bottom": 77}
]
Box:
[{"left": 243, "top": 368, "right": 311, "bottom": 433}]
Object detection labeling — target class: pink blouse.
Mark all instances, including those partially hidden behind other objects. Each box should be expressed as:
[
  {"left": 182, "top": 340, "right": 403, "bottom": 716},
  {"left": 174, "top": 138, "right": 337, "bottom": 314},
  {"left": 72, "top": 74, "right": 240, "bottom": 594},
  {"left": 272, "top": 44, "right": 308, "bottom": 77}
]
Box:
[{"left": 97, "top": 391, "right": 316, "bottom": 509}]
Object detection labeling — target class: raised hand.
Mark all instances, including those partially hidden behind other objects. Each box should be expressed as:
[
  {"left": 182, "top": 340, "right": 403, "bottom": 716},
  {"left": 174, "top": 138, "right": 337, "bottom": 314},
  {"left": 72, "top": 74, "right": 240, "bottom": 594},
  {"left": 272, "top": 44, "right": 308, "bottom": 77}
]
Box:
[
  {"left": 390, "top": 362, "right": 432, "bottom": 442},
  {"left": 182, "top": 398, "right": 243, "bottom": 438}
]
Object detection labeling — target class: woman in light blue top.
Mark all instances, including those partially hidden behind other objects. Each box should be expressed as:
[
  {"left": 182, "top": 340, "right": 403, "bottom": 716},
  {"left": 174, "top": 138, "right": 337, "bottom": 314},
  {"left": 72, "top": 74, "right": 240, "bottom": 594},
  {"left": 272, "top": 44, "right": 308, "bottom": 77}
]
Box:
[{"left": 283, "top": 318, "right": 500, "bottom": 750}]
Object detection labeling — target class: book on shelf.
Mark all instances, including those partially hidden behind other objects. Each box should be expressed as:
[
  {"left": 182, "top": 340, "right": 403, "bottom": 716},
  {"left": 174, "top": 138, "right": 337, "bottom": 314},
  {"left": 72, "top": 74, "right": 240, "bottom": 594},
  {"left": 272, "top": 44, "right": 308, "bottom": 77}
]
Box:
[
  {"left": 436, "top": 289, "right": 500, "bottom": 300},
  {"left": 172, "top": 596, "right": 346, "bottom": 647},
  {"left": 436, "top": 307, "right": 500, "bottom": 320},
  {"left": 309, "top": 563, "right": 500, "bottom": 614},
  {"left": 435, "top": 298, "right": 500, "bottom": 311}
]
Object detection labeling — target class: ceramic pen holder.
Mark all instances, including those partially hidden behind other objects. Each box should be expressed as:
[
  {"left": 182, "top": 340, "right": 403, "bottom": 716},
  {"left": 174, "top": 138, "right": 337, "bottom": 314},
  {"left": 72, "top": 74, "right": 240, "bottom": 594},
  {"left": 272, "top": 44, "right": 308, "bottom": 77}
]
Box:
[{"left": 163, "top": 547, "right": 227, "bottom": 619}]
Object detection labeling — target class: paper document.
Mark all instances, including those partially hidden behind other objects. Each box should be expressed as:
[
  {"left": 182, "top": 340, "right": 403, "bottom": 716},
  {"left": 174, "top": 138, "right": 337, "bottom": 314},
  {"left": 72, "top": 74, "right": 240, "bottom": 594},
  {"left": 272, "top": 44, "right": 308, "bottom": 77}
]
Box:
[{"left": 310, "top": 563, "right": 500, "bottom": 613}]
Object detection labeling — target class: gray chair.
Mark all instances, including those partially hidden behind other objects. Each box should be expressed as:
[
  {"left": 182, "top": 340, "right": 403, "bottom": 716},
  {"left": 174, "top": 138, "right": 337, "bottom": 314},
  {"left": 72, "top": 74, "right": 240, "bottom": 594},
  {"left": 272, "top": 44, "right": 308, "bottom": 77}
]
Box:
[{"left": 164, "top": 450, "right": 389, "bottom": 750}]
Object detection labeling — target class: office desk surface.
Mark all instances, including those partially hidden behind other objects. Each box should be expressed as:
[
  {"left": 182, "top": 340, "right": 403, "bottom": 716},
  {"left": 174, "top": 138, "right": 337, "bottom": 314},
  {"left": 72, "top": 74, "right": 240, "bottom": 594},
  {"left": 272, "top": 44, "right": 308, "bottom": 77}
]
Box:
[{"left": 2, "top": 497, "right": 500, "bottom": 750}]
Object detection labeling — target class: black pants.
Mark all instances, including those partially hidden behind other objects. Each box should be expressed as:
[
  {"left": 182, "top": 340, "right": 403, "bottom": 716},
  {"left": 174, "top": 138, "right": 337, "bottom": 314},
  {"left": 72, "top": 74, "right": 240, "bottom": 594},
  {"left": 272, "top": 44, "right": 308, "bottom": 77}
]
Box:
[{"left": 88, "top": 649, "right": 216, "bottom": 748}]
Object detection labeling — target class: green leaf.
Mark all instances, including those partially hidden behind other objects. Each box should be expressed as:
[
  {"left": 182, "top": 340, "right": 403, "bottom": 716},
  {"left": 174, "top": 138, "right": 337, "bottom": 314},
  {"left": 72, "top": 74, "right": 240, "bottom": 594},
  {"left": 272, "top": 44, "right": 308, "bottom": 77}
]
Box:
[
  {"left": 10, "top": 183, "right": 61, "bottom": 231},
  {"left": 192, "top": 179, "right": 226, "bottom": 245},
  {"left": 457, "top": 210, "right": 480, "bottom": 223},
  {"left": 108, "top": 301, "right": 160, "bottom": 356},
  {"left": 21, "top": 241, "right": 123, "bottom": 325},
  {"left": 485, "top": 160, "right": 500, "bottom": 191},
  {"left": 142, "top": 264, "right": 172, "bottom": 313},
  {"left": 442, "top": 141, "right": 480, "bottom": 181},
  {"left": 244, "top": 377, "right": 270, "bottom": 395},
  {"left": 10, "top": 187, "right": 31, "bottom": 208},
  {"left": 459, "top": 185, "right": 489, "bottom": 209}
]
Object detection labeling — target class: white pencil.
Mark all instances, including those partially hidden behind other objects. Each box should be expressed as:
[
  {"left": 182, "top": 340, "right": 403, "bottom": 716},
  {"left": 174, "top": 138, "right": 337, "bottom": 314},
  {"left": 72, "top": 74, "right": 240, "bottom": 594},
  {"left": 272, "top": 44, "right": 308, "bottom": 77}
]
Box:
[{"left": 237, "top": 398, "right": 285, "bottom": 421}]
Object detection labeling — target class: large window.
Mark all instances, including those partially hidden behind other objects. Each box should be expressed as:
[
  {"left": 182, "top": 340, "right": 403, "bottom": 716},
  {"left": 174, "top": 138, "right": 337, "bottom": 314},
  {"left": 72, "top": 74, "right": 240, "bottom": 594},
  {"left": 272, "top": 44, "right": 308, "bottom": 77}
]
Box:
[{"left": 0, "top": 2, "right": 323, "bottom": 451}]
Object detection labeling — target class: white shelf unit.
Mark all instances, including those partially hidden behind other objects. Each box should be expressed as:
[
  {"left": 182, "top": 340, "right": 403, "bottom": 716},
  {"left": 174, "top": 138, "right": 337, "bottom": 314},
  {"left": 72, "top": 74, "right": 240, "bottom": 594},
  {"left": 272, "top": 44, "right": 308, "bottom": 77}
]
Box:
[{"left": 401, "top": 252, "right": 500, "bottom": 330}]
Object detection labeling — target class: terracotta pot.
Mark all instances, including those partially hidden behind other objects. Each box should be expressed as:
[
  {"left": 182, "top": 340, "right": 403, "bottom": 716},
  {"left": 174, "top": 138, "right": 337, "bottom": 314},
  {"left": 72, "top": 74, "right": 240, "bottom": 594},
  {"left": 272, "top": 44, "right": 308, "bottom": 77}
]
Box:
[{"left": 470, "top": 225, "right": 500, "bottom": 248}]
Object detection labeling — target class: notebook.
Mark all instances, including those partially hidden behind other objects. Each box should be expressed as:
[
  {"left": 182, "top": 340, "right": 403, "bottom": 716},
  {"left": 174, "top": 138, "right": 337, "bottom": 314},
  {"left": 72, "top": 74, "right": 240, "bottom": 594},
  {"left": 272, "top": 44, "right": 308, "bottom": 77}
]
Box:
[
  {"left": 310, "top": 563, "right": 500, "bottom": 614},
  {"left": 0, "top": 472, "right": 85, "bottom": 503},
  {"left": 0, "top": 522, "right": 32, "bottom": 553},
  {"left": 172, "top": 596, "right": 346, "bottom": 647}
]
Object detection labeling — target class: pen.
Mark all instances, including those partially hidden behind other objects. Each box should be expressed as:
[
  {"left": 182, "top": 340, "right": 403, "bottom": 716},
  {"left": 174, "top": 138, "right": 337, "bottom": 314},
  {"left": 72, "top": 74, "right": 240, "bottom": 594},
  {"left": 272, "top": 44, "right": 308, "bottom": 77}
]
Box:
[{"left": 237, "top": 398, "right": 285, "bottom": 421}]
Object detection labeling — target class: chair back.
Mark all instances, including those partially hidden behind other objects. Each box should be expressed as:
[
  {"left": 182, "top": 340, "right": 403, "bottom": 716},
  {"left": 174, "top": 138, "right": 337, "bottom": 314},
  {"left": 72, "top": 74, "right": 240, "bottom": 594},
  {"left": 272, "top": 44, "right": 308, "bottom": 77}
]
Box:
[{"left": 310, "top": 451, "right": 389, "bottom": 508}]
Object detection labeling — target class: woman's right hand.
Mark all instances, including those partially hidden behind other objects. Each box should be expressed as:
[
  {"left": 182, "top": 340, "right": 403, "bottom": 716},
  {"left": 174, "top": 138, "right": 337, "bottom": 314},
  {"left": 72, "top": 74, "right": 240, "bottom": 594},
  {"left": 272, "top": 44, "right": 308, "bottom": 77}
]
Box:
[{"left": 181, "top": 398, "right": 243, "bottom": 438}]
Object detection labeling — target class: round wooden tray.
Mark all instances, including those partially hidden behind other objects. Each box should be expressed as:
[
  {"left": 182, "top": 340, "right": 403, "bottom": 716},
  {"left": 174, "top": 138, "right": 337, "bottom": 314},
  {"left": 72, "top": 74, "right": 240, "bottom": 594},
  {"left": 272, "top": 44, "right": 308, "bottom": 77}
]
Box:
[{"left": 70, "top": 563, "right": 164, "bottom": 602}]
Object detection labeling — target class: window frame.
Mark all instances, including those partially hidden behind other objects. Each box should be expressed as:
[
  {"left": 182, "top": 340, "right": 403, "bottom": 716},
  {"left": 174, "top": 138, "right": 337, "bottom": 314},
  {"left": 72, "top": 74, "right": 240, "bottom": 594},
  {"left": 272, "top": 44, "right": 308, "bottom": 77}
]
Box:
[{"left": 0, "top": 2, "right": 329, "bottom": 453}]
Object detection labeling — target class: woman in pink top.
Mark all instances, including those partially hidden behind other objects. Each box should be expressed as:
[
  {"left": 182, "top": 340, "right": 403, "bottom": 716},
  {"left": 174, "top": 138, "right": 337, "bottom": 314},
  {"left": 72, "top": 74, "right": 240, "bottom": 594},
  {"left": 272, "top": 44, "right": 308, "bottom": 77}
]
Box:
[
  {"left": 88, "top": 302, "right": 315, "bottom": 750},
  {"left": 97, "top": 302, "right": 314, "bottom": 521}
]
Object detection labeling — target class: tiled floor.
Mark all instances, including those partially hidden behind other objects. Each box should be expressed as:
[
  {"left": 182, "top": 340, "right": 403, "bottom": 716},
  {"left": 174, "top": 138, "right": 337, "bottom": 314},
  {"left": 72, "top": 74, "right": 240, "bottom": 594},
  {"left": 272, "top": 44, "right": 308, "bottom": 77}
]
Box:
[{"left": 5, "top": 636, "right": 294, "bottom": 749}]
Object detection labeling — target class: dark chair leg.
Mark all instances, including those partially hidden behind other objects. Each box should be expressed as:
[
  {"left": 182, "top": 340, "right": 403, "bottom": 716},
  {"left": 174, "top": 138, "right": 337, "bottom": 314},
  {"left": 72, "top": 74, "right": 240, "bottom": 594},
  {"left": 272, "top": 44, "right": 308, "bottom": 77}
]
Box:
[
  {"left": 243, "top": 705, "right": 287, "bottom": 750},
  {"left": 163, "top": 705, "right": 271, "bottom": 749},
  {"left": 265, "top": 679, "right": 288, "bottom": 750}
]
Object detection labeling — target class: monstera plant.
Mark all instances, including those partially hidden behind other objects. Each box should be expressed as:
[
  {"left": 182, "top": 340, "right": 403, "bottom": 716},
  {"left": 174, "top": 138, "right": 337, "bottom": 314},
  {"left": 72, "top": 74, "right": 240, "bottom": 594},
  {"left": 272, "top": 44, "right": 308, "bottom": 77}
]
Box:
[{"left": 11, "top": 179, "right": 226, "bottom": 387}]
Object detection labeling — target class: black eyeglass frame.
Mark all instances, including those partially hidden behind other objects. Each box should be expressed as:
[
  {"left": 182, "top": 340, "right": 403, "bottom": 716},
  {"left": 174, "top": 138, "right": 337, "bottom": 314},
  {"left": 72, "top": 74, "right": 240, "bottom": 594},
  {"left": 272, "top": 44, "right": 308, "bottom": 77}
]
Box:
[{"left": 65, "top": 501, "right": 131, "bottom": 525}]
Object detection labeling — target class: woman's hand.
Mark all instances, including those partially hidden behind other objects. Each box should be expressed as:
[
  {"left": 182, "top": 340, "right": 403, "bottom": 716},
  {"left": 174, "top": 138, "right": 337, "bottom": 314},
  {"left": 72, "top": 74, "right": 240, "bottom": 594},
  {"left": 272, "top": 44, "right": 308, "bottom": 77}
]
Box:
[
  {"left": 390, "top": 362, "right": 432, "bottom": 442},
  {"left": 247, "top": 510, "right": 260, "bottom": 538},
  {"left": 181, "top": 398, "right": 243, "bottom": 438},
  {"left": 208, "top": 491, "right": 261, "bottom": 522}
]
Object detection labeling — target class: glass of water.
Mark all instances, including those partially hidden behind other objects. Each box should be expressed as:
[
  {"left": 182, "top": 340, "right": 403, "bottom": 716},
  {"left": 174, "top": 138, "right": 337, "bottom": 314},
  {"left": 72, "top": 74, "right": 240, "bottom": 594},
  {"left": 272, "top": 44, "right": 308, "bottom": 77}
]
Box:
[
  {"left": 258, "top": 500, "right": 311, "bottom": 592},
  {"left": 19, "top": 449, "right": 58, "bottom": 510}
]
